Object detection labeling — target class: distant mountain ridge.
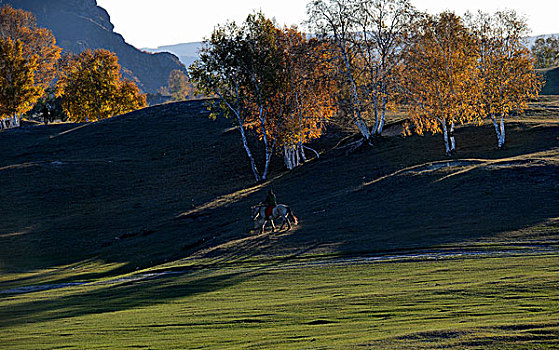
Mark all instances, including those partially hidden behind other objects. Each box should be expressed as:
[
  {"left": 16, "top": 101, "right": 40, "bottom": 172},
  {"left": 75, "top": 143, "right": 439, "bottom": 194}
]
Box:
[
  {"left": 143, "top": 42, "right": 202, "bottom": 68},
  {"left": 144, "top": 34, "right": 559, "bottom": 69},
  {"left": 0, "top": 0, "right": 186, "bottom": 94}
]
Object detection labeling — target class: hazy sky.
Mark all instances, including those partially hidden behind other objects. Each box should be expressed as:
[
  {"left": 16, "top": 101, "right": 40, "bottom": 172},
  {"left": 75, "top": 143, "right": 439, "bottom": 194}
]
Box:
[{"left": 96, "top": 0, "right": 559, "bottom": 48}]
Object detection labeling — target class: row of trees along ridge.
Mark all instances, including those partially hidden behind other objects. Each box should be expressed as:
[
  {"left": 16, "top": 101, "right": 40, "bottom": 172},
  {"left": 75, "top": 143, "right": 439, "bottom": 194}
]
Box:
[
  {"left": 191, "top": 0, "right": 542, "bottom": 181},
  {"left": 0, "top": 5, "right": 147, "bottom": 127}
]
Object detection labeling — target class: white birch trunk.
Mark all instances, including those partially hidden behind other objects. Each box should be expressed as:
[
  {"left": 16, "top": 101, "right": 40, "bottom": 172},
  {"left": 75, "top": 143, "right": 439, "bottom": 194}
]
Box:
[
  {"left": 219, "top": 91, "right": 262, "bottom": 182},
  {"left": 372, "top": 87, "right": 380, "bottom": 135},
  {"left": 491, "top": 115, "right": 501, "bottom": 148},
  {"left": 378, "top": 95, "right": 387, "bottom": 135},
  {"left": 284, "top": 143, "right": 310, "bottom": 170},
  {"left": 499, "top": 115, "right": 506, "bottom": 148},
  {"left": 283, "top": 145, "right": 293, "bottom": 170},
  {"left": 263, "top": 146, "right": 273, "bottom": 181},
  {"left": 11, "top": 113, "right": 19, "bottom": 128},
  {"left": 298, "top": 142, "right": 307, "bottom": 162},
  {"left": 356, "top": 119, "right": 370, "bottom": 140},
  {"left": 441, "top": 119, "right": 451, "bottom": 156},
  {"left": 491, "top": 115, "right": 506, "bottom": 149},
  {"left": 449, "top": 121, "right": 456, "bottom": 154},
  {"left": 237, "top": 115, "right": 261, "bottom": 182}
]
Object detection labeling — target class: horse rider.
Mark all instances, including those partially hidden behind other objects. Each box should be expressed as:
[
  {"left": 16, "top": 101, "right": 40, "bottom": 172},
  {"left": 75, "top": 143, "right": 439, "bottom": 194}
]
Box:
[
  {"left": 263, "top": 189, "right": 277, "bottom": 219},
  {"left": 42, "top": 105, "right": 51, "bottom": 125}
]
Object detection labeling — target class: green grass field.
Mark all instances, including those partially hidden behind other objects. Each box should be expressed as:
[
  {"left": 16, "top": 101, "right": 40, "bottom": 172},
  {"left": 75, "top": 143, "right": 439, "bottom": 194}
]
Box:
[
  {"left": 1, "top": 254, "right": 558, "bottom": 349},
  {"left": 1, "top": 97, "right": 558, "bottom": 348}
]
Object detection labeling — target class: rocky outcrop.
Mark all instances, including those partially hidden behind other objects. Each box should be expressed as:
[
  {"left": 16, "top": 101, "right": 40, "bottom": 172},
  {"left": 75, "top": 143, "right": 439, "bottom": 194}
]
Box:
[{"left": 1, "top": 0, "right": 185, "bottom": 93}]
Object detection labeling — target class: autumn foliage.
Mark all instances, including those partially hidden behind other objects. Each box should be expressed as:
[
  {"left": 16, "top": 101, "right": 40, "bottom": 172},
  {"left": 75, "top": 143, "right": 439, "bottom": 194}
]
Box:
[
  {"left": 0, "top": 5, "right": 61, "bottom": 123},
  {"left": 0, "top": 5, "right": 146, "bottom": 126},
  {"left": 469, "top": 10, "right": 543, "bottom": 148},
  {"left": 403, "top": 12, "right": 481, "bottom": 155},
  {"left": 0, "top": 38, "right": 42, "bottom": 119},
  {"left": 191, "top": 12, "right": 336, "bottom": 180},
  {"left": 56, "top": 49, "right": 147, "bottom": 122}
]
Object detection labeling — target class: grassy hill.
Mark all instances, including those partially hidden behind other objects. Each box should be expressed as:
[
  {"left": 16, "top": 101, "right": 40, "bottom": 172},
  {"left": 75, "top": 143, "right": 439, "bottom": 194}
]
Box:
[
  {"left": 0, "top": 98, "right": 558, "bottom": 349},
  {"left": 1, "top": 98, "right": 557, "bottom": 272},
  {"left": 540, "top": 66, "right": 559, "bottom": 95}
]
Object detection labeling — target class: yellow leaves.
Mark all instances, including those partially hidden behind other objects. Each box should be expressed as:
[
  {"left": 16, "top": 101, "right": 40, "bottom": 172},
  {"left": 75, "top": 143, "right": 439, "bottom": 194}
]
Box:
[
  {"left": 242, "top": 25, "right": 336, "bottom": 149},
  {"left": 56, "top": 49, "right": 146, "bottom": 122},
  {"left": 0, "top": 5, "right": 61, "bottom": 118},
  {"left": 0, "top": 38, "right": 42, "bottom": 117},
  {"left": 0, "top": 5, "right": 61, "bottom": 90}
]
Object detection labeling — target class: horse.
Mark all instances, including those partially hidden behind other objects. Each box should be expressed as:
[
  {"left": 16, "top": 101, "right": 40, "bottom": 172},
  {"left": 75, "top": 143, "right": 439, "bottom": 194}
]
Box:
[{"left": 251, "top": 204, "right": 298, "bottom": 234}]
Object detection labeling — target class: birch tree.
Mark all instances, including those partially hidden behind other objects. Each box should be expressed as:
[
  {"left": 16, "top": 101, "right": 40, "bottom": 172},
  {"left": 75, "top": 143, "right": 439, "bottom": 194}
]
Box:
[
  {"left": 0, "top": 5, "right": 61, "bottom": 126},
  {"left": 190, "top": 14, "right": 282, "bottom": 182},
  {"left": 238, "top": 13, "right": 284, "bottom": 180},
  {"left": 190, "top": 20, "right": 264, "bottom": 181},
  {"left": 0, "top": 38, "right": 42, "bottom": 126},
  {"left": 275, "top": 27, "right": 336, "bottom": 169},
  {"left": 354, "top": 0, "right": 414, "bottom": 136},
  {"left": 307, "top": 0, "right": 372, "bottom": 140},
  {"left": 468, "top": 10, "right": 543, "bottom": 149},
  {"left": 403, "top": 12, "right": 480, "bottom": 156}
]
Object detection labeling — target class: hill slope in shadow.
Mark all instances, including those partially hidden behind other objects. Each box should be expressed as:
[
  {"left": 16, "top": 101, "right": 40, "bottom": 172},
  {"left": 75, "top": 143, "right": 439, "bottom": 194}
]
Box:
[
  {"left": 540, "top": 66, "right": 559, "bottom": 95},
  {"left": 0, "top": 99, "right": 557, "bottom": 273}
]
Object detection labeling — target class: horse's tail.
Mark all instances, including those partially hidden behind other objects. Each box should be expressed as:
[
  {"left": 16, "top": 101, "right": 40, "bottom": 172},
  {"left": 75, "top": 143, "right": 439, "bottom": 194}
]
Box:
[{"left": 287, "top": 206, "right": 298, "bottom": 225}]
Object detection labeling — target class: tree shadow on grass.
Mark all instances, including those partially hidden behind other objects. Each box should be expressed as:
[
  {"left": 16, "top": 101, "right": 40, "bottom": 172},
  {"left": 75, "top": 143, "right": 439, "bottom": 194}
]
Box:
[{"left": 0, "top": 269, "right": 257, "bottom": 329}]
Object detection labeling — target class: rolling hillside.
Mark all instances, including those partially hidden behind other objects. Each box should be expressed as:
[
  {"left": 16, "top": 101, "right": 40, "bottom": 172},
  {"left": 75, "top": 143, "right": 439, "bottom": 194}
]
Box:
[
  {"left": 1, "top": 98, "right": 558, "bottom": 349},
  {"left": 1, "top": 99, "right": 557, "bottom": 274},
  {"left": 540, "top": 66, "right": 559, "bottom": 95}
]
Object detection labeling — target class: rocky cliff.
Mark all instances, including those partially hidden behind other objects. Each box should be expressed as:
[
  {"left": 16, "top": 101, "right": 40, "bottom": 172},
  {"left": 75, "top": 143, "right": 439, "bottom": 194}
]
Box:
[{"left": 1, "top": 0, "right": 185, "bottom": 94}]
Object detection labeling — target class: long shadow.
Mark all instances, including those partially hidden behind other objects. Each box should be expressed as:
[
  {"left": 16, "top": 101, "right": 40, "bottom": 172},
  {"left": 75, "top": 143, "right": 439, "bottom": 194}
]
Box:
[
  {"left": 1, "top": 115, "right": 557, "bottom": 319},
  {"left": 0, "top": 268, "right": 256, "bottom": 329}
]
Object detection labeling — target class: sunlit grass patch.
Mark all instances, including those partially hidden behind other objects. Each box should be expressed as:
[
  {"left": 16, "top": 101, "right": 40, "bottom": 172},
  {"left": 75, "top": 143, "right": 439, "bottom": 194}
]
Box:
[{"left": 1, "top": 254, "right": 557, "bottom": 349}]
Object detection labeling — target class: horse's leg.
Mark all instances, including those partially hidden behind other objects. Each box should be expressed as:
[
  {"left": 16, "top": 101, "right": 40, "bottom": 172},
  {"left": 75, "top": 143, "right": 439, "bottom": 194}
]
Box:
[{"left": 285, "top": 215, "right": 292, "bottom": 231}]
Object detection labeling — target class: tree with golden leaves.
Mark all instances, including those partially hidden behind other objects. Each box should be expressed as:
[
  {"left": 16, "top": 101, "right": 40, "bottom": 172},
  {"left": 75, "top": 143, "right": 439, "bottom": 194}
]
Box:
[
  {"left": 0, "top": 5, "right": 61, "bottom": 90},
  {"left": 167, "top": 69, "right": 193, "bottom": 102},
  {"left": 403, "top": 12, "right": 481, "bottom": 156},
  {"left": 192, "top": 13, "right": 337, "bottom": 180},
  {"left": 307, "top": 0, "right": 371, "bottom": 140},
  {"left": 274, "top": 27, "right": 336, "bottom": 169},
  {"left": 56, "top": 49, "right": 146, "bottom": 122},
  {"left": 0, "top": 5, "right": 61, "bottom": 126},
  {"left": 0, "top": 38, "right": 42, "bottom": 126},
  {"left": 468, "top": 10, "right": 543, "bottom": 149}
]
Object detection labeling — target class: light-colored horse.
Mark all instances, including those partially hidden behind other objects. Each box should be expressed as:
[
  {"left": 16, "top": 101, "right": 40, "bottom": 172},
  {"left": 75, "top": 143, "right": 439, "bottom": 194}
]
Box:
[{"left": 251, "top": 204, "right": 298, "bottom": 234}]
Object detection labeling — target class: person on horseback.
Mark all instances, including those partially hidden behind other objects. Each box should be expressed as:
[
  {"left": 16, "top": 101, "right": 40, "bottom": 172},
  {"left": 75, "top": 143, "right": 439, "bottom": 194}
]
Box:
[
  {"left": 263, "top": 188, "right": 277, "bottom": 219},
  {"left": 42, "top": 105, "right": 51, "bottom": 125}
]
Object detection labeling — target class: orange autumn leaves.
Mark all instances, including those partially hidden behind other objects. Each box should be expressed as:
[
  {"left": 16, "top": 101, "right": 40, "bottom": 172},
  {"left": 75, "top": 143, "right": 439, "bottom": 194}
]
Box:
[
  {"left": 56, "top": 49, "right": 147, "bottom": 122},
  {"left": 191, "top": 13, "right": 335, "bottom": 179},
  {"left": 403, "top": 11, "right": 542, "bottom": 153},
  {"left": 0, "top": 5, "right": 146, "bottom": 124},
  {"left": 0, "top": 5, "right": 60, "bottom": 119}
]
